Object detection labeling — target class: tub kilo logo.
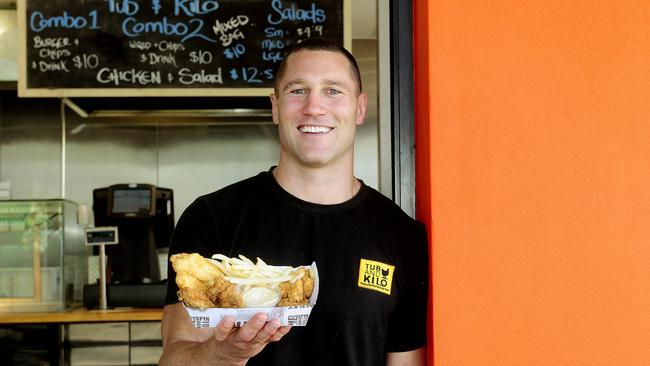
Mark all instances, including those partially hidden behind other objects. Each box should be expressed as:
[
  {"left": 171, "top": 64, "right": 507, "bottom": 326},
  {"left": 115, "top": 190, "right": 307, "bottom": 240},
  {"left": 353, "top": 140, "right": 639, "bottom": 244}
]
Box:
[{"left": 357, "top": 259, "right": 395, "bottom": 295}]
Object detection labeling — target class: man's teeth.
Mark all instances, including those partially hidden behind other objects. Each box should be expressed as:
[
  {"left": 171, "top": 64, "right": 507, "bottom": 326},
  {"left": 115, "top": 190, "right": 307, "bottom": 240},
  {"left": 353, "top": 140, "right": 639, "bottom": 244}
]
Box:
[{"left": 299, "top": 125, "right": 332, "bottom": 133}]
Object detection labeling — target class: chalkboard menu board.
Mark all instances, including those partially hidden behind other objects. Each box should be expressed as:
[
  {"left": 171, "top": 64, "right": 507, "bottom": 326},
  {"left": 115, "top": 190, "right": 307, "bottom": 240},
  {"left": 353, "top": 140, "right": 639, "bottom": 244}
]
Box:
[{"left": 18, "top": 0, "right": 349, "bottom": 97}]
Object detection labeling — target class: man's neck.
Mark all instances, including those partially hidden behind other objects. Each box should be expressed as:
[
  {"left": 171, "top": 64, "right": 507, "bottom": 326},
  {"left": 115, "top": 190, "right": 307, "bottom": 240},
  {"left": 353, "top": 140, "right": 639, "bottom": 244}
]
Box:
[{"left": 272, "top": 163, "right": 361, "bottom": 205}]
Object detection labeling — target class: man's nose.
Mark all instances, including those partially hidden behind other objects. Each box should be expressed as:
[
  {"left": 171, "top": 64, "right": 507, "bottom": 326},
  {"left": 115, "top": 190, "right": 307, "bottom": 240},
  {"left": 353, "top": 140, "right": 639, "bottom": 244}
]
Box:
[{"left": 302, "top": 92, "right": 325, "bottom": 116}]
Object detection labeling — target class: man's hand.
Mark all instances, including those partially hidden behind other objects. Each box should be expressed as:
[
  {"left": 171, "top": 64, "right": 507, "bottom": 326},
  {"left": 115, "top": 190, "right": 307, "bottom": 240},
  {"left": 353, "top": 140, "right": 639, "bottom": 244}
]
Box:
[
  {"left": 211, "top": 313, "right": 292, "bottom": 363},
  {"left": 160, "top": 303, "right": 292, "bottom": 366}
]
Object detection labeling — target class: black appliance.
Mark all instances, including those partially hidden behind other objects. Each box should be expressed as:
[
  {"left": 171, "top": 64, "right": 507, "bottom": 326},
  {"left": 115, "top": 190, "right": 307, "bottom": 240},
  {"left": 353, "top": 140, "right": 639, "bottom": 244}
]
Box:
[{"left": 92, "top": 184, "right": 174, "bottom": 284}]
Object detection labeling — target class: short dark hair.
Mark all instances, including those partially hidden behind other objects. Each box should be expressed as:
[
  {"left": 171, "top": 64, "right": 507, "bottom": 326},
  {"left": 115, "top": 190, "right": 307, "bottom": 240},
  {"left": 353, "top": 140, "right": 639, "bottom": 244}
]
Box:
[{"left": 273, "top": 38, "right": 362, "bottom": 95}]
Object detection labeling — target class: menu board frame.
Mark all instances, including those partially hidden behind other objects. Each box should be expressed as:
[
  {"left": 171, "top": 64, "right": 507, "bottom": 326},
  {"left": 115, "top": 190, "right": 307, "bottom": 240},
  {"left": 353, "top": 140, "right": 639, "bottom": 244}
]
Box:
[{"left": 17, "top": 0, "right": 351, "bottom": 97}]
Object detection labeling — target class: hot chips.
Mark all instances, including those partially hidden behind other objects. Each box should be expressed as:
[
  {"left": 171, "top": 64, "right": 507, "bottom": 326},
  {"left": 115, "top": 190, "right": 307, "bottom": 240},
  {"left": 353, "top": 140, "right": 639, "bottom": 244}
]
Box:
[{"left": 209, "top": 254, "right": 308, "bottom": 285}]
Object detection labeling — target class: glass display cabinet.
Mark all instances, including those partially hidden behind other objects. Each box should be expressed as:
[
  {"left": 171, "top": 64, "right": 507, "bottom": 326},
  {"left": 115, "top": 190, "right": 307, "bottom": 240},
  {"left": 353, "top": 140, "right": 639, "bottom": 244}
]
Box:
[{"left": 0, "top": 200, "right": 88, "bottom": 312}]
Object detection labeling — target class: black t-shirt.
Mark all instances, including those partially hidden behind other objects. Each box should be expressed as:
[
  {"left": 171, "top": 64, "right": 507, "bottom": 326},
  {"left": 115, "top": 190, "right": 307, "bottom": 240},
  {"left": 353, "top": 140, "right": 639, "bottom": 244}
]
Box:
[{"left": 165, "top": 169, "right": 428, "bottom": 365}]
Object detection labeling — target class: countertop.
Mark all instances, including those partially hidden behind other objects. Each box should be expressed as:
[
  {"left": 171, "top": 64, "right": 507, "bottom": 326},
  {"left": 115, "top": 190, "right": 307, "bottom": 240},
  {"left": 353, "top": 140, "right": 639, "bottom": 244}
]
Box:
[{"left": 0, "top": 307, "right": 163, "bottom": 324}]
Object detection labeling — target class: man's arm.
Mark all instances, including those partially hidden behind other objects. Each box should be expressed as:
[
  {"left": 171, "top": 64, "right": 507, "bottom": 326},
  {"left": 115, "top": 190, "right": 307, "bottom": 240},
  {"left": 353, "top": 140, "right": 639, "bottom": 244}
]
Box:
[
  {"left": 159, "top": 302, "right": 291, "bottom": 366},
  {"left": 386, "top": 346, "right": 427, "bottom": 366}
]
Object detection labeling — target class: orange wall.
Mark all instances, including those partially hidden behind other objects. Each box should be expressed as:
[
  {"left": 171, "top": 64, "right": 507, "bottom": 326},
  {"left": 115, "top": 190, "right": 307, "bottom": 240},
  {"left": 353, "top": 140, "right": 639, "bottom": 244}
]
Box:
[{"left": 414, "top": 1, "right": 650, "bottom": 365}]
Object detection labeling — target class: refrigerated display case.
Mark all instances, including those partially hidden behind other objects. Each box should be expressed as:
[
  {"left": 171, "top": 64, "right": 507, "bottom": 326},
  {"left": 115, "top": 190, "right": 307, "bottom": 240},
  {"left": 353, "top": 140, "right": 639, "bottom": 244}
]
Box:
[{"left": 0, "top": 200, "right": 88, "bottom": 312}]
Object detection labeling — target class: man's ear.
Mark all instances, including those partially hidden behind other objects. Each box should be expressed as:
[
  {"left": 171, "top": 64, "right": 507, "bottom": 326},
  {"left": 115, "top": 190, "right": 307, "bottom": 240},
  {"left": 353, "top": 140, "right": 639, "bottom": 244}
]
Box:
[
  {"left": 356, "top": 93, "right": 368, "bottom": 125},
  {"left": 269, "top": 93, "right": 279, "bottom": 124}
]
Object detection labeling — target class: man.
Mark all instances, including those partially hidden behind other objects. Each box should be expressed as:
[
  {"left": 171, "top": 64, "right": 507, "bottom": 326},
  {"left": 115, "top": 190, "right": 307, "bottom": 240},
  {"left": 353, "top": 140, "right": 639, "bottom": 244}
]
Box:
[{"left": 159, "top": 38, "right": 428, "bottom": 365}]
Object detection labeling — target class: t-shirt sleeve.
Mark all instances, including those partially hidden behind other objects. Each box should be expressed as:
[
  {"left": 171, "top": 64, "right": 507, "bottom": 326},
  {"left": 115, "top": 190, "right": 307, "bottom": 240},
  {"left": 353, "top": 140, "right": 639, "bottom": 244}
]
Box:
[
  {"left": 164, "top": 197, "right": 219, "bottom": 305},
  {"left": 384, "top": 221, "right": 429, "bottom": 352}
]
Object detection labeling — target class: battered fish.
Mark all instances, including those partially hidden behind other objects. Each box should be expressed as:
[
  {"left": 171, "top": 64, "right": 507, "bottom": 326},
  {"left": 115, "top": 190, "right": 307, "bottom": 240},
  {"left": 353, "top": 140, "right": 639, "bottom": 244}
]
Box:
[
  {"left": 278, "top": 267, "right": 314, "bottom": 306},
  {"left": 170, "top": 253, "right": 243, "bottom": 308}
]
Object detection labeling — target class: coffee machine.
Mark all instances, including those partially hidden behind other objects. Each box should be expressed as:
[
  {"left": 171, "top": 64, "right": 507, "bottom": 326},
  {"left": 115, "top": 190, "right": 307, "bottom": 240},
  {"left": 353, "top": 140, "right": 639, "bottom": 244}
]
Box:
[{"left": 85, "top": 184, "right": 173, "bottom": 307}]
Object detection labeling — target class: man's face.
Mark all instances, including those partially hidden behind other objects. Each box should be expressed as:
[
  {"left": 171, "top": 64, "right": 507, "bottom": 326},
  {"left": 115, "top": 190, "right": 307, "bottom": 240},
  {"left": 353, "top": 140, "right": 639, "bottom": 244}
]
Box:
[{"left": 270, "top": 50, "right": 367, "bottom": 169}]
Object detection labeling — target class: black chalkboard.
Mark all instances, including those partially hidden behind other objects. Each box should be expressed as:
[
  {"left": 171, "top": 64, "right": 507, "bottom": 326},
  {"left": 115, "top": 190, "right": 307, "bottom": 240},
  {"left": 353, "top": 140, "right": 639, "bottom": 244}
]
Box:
[{"left": 18, "top": 0, "right": 348, "bottom": 97}]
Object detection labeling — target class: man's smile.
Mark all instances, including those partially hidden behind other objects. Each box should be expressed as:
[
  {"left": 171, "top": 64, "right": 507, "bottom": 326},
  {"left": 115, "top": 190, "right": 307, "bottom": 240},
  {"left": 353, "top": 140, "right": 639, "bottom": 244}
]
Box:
[{"left": 298, "top": 125, "right": 333, "bottom": 134}]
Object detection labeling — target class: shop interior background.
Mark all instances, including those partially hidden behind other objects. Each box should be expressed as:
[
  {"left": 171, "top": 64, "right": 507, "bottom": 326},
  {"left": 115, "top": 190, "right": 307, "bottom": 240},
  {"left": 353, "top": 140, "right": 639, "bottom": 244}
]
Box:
[{"left": 0, "top": 0, "right": 380, "bottom": 227}]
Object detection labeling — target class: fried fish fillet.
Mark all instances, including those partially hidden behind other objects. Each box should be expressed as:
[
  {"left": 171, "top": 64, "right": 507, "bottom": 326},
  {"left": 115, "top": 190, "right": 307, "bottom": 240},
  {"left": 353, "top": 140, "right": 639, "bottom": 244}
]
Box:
[
  {"left": 170, "top": 253, "right": 242, "bottom": 308},
  {"left": 277, "top": 267, "right": 314, "bottom": 306}
]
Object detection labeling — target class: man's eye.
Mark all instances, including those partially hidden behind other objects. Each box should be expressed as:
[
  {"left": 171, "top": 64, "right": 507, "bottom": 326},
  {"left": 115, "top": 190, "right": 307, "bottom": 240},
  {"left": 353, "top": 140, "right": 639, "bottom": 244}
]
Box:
[
  {"left": 290, "top": 88, "right": 306, "bottom": 95},
  {"left": 326, "top": 88, "right": 342, "bottom": 95}
]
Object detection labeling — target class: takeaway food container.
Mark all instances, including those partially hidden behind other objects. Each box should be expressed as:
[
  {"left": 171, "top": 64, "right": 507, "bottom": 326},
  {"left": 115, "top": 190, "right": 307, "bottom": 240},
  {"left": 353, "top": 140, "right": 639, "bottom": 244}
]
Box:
[{"left": 0, "top": 200, "right": 88, "bottom": 312}]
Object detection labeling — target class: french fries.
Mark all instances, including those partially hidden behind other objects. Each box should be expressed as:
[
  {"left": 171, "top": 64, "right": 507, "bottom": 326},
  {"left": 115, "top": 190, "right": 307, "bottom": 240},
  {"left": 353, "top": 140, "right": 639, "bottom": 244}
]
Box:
[
  {"left": 208, "top": 254, "right": 314, "bottom": 308},
  {"left": 209, "top": 254, "right": 309, "bottom": 285}
]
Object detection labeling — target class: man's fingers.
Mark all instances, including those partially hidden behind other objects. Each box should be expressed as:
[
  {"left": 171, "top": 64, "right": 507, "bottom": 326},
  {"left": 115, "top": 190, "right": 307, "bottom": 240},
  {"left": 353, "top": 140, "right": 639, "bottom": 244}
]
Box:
[
  {"left": 252, "top": 319, "right": 281, "bottom": 343},
  {"left": 268, "top": 325, "right": 292, "bottom": 342},
  {"left": 236, "top": 313, "right": 268, "bottom": 342},
  {"left": 214, "top": 313, "right": 290, "bottom": 345},
  {"left": 213, "top": 316, "right": 235, "bottom": 341}
]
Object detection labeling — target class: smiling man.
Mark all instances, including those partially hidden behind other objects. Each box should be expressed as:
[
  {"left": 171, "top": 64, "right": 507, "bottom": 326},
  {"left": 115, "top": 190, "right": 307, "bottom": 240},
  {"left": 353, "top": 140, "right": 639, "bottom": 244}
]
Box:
[
  {"left": 159, "top": 38, "right": 428, "bottom": 366},
  {"left": 270, "top": 42, "right": 367, "bottom": 203}
]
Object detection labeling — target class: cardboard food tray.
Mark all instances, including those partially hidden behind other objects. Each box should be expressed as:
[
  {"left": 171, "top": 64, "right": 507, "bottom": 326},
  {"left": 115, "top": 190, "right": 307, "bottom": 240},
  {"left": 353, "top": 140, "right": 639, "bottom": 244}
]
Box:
[{"left": 185, "top": 262, "right": 319, "bottom": 328}]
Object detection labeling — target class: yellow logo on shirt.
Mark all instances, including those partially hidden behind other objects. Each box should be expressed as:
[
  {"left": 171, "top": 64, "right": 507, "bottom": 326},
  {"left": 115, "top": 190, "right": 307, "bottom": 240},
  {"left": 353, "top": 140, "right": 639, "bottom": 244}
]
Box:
[{"left": 358, "top": 258, "right": 395, "bottom": 295}]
